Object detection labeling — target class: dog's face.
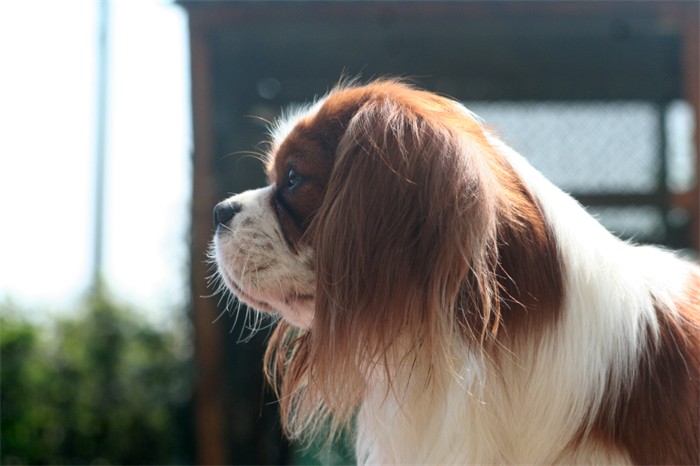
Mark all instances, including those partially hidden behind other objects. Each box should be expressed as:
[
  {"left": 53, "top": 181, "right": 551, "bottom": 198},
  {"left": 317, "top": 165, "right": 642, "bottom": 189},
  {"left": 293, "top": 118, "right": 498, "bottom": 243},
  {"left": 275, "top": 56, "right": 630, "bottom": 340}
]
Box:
[{"left": 212, "top": 88, "right": 362, "bottom": 329}]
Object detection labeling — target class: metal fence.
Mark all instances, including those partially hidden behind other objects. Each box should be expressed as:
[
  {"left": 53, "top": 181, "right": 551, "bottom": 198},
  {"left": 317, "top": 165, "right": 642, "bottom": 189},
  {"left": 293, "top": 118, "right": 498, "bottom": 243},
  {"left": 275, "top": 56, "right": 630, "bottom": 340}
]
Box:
[{"left": 466, "top": 100, "right": 695, "bottom": 247}]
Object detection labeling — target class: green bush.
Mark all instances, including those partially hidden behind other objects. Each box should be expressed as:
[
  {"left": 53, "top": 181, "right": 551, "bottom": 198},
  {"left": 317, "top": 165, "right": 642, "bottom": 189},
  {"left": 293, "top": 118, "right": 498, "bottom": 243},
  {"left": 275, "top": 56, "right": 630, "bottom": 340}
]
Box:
[{"left": 1, "top": 294, "right": 193, "bottom": 465}]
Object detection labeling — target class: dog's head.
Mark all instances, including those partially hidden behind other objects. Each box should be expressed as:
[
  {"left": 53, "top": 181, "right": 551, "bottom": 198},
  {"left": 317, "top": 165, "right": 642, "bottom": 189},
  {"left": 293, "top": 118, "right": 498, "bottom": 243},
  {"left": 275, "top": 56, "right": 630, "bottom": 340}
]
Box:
[
  {"left": 213, "top": 80, "right": 498, "bottom": 329},
  {"left": 211, "top": 80, "right": 562, "bottom": 439}
]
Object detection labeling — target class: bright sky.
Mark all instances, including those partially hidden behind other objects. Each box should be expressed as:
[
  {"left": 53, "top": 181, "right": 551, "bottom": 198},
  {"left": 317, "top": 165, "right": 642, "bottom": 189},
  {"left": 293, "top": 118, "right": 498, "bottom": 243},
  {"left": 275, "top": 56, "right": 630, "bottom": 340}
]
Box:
[{"left": 0, "top": 0, "right": 191, "bottom": 323}]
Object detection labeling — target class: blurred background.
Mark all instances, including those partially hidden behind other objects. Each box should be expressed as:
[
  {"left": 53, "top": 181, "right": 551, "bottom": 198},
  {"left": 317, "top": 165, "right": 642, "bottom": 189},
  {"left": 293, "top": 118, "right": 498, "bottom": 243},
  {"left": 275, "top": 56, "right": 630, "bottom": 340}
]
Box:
[
  {"left": 1, "top": 0, "right": 196, "bottom": 464},
  {"left": 1, "top": 1, "right": 698, "bottom": 465}
]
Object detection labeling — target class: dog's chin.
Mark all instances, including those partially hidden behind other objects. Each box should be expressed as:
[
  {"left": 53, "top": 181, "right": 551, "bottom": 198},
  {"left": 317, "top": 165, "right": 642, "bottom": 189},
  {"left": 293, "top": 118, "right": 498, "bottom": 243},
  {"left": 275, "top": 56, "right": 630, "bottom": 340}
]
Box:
[
  {"left": 274, "top": 304, "right": 314, "bottom": 329},
  {"left": 219, "top": 268, "right": 315, "bottom": 329}
]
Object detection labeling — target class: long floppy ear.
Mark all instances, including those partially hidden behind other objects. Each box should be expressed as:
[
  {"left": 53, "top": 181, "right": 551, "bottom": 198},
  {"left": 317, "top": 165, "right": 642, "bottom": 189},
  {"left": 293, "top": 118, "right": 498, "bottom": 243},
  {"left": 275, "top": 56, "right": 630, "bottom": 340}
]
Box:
[{"left": 308, "top": 92, "right": 500, "bottom": 412}]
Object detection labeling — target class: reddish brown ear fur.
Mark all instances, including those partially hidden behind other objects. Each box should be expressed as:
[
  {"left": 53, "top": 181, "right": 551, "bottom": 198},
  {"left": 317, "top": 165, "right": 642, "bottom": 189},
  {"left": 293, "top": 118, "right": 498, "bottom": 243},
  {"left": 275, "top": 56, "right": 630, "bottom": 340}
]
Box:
[
  {"left": 314, "top": 92, "right": 496, "bottom": 345},
  {"left": 266, "top": 85, "right": 498, "bottom": 439}
]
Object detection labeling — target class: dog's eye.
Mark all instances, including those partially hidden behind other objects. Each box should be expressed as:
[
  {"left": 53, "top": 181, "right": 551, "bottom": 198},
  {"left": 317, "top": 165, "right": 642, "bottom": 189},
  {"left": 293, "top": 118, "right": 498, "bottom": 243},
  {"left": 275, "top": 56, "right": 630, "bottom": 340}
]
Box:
[{"left": 287, "top": 168, "right": 301, "bottom": 189}]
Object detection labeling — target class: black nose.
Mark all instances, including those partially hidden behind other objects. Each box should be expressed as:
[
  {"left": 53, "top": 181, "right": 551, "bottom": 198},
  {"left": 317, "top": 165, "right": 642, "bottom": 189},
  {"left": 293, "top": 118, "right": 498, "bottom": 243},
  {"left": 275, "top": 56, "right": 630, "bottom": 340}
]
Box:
[{"left": 213, "top": 202, "right": 241, "bottom": 229}]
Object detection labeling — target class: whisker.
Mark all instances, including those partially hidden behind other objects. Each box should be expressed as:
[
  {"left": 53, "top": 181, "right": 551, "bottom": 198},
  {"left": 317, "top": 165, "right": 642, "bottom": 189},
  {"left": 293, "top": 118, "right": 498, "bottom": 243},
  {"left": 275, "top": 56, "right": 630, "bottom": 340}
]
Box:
[
  {"left": 222, "top": 149, "right": 269, "bottom": 166},
  {"left": 243, "top": 114, "right": 273, "bottom": 126}
]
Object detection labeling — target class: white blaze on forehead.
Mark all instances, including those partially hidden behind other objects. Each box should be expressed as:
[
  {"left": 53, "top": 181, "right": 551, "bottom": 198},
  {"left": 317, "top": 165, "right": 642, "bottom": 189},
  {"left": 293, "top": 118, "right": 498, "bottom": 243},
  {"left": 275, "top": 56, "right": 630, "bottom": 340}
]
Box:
[{"left": 268, "top": 96, "right": 328, "bottom": 152}]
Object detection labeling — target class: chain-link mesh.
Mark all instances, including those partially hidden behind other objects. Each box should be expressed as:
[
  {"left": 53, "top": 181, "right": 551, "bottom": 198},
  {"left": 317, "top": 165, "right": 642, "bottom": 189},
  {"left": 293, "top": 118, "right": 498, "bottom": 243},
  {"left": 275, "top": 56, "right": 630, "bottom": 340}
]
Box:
[
  {"left": 465, "top": 100, "right": 695, "bottom": 245},
  {"left": 466, "top": 101, "right": 661, "bottom": 193}
]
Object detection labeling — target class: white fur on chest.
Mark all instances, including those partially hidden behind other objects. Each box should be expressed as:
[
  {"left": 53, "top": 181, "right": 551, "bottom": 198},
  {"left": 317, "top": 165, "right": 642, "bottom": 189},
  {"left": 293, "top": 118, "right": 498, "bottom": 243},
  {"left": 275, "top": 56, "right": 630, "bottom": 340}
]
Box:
[{"left": 355, "top": 350, "right": 632, "bottom": 465}]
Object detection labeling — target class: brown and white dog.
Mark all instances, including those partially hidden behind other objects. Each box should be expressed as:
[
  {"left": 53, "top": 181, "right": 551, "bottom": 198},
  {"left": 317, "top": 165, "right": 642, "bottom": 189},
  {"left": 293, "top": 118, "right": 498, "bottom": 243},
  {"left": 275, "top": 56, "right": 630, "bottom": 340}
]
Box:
[{"left": 212, "top": 80, "right": 700, "bottom": 464}]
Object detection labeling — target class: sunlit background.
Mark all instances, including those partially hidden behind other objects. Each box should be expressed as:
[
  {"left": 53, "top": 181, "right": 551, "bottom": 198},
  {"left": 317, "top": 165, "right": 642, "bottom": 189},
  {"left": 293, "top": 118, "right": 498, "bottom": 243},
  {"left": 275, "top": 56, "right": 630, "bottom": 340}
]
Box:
[
  {"left": 1, "top": 1, "right": 195, "bottom": 464},
  {"left": 0, "top": 0, "right": 191, "bottom": 323}
]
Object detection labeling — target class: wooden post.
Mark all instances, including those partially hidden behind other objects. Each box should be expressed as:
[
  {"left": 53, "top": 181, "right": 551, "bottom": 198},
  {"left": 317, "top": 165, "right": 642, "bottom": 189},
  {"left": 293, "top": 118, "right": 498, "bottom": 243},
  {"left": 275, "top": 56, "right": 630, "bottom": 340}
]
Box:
[
  {"left": 188, "top": 23, "right": 228, "bottom": 465},
  {"left": 681, "top": 3, "right": 700, "bottom": 252}
]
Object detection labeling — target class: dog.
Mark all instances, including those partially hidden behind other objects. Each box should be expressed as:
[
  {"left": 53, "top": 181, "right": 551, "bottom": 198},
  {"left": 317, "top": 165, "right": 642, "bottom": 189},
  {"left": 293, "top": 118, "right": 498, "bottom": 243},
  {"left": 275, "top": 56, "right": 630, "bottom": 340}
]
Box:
[{"left": 212, "top": 80, "right": 700, "bottom": 464}]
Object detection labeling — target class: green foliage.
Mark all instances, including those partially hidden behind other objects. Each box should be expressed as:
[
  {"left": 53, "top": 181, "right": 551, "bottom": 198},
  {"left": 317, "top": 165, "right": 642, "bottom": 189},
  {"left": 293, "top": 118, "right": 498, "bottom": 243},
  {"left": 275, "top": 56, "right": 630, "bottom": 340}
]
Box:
[
  {"left": 1, "top": 294, "right": 193, "bottom": 465},
  {"left": 291, "top": 431, "right": 355, "bottom": 466}
]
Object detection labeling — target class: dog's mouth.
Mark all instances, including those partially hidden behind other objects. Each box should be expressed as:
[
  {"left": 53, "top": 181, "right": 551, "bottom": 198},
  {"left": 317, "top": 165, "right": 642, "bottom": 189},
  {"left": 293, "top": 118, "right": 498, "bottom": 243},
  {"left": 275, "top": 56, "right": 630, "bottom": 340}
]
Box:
[
  {"left": 217, "top": 261, "right": 316, "bottom": 328},
  {"left": 220, "top": 268, "right": 276, "bottom": 313}
]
